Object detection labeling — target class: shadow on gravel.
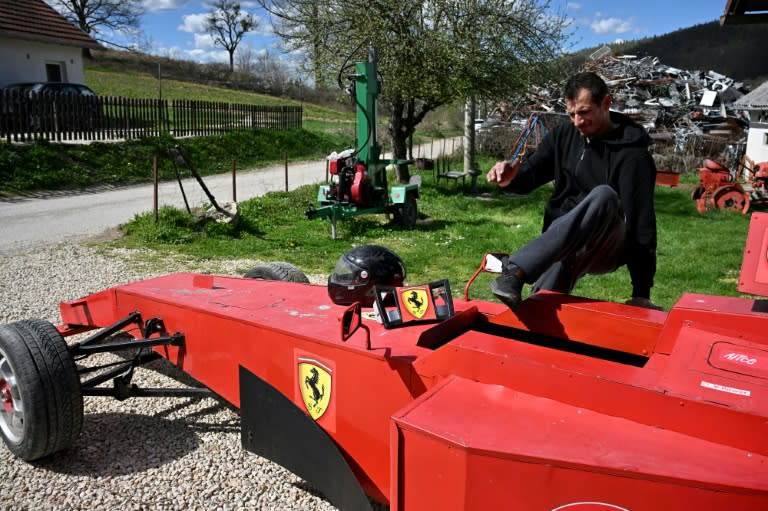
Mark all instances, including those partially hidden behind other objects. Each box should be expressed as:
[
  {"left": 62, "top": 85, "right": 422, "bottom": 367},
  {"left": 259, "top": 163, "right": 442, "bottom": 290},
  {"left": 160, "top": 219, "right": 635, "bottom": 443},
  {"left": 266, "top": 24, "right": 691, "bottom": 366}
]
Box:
[{"left": 35, "top": 400, "right": 239, "bottom": 477}]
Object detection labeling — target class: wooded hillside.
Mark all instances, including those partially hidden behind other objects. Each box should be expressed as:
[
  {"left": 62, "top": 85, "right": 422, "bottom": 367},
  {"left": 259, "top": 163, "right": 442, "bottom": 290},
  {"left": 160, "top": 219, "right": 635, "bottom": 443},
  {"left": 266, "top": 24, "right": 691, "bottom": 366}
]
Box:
[{"left": 573, "top": 21, "right": 768, "bottom": 83}]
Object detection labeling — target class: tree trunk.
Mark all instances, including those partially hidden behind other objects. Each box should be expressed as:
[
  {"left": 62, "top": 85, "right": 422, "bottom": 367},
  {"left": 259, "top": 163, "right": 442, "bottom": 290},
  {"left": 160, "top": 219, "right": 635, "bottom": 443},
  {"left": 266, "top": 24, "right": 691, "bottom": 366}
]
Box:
[
  {"left": 464, "top": 98, "right": 476, "bottom": 172},
  {"left": 387, "top": 97, "right": 414, "bottom": 183}
]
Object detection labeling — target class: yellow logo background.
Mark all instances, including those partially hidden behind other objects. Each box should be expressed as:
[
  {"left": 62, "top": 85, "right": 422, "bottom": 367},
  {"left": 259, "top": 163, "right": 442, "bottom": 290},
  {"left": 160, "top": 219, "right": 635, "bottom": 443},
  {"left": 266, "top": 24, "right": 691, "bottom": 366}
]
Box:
[
  {"left": 402, "top": 288, "right": 429, "bottom": 319},
  {"left": 298, "top": 361, "right": 332, "bottom": 420}
]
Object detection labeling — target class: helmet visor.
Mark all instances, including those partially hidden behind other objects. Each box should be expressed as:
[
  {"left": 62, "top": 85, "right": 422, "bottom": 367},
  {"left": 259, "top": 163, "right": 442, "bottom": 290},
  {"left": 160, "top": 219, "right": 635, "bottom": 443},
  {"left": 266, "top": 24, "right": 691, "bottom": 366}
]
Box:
[{"left": 331, "top": 258, "right": 368, "bottom": 286}]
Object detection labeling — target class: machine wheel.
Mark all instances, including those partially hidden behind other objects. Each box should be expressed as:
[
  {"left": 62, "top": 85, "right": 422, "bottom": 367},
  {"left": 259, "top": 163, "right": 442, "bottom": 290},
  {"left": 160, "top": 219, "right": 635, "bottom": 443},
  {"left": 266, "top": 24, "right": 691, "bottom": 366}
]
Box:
[
  {"left": 244, "top": 262, "right": 310, "bottom": 283},
  {"left": 713, "top": 186, "right": 750, "bottom": 214},
  {"left": 394, "top": 194, "right": 418, "bottom": 228},
  {"left": 0, "top": 319, "right": 83, "bottom": 461}
]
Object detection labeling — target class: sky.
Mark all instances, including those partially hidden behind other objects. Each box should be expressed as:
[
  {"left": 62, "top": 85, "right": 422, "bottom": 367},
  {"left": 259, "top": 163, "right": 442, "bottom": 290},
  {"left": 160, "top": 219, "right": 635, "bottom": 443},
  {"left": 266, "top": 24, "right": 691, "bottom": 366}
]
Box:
[{"left": 103, "top": 0, "right": 732, "bottom": 73}]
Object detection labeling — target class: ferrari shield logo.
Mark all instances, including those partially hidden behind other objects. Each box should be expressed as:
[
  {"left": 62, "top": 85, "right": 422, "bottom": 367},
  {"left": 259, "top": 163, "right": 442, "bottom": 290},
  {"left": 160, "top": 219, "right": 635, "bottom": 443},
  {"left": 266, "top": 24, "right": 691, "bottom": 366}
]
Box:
[
  {"left": 298, "top": 359, "right": 332, "bottom": 420},
  {"left": 401, "top": 288, "right": 429, "bottom": 319}
]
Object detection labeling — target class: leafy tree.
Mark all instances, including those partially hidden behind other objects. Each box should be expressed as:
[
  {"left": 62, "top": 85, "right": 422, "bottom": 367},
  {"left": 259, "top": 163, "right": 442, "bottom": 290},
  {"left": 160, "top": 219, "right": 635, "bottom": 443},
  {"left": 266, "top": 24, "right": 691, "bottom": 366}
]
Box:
[
  {"left": 45, "top": 0, "right": 145, "bottom": 48},
  {"left": 260, "top": 0, "right": 570, "bottom": 180},
  {"left": 207, "top": 0, "right": 257, "bottom": 72}
]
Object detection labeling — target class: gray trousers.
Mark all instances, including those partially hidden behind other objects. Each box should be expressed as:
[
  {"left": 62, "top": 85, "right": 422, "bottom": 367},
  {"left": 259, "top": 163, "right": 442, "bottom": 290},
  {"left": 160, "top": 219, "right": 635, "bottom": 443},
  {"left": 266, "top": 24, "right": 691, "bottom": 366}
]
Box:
[{"left": 511, "top": 184, "right": 626, "bottom": 294}]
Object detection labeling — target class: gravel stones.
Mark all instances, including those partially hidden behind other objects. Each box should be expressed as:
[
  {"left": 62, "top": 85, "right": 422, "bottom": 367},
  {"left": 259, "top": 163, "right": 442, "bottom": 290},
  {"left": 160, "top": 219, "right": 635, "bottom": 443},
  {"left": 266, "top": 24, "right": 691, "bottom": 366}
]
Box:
[{"left": 0, "top": 243, "right": 361, "bottom": 511}]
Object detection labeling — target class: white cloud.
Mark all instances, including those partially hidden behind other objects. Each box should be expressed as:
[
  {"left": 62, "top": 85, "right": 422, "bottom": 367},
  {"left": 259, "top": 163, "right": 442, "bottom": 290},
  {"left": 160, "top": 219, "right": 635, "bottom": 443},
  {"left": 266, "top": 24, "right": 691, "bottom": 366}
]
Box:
[
  {"left": 185, "top": 48, "right": 208, "bottom": 60},
  {"left": 178, "top": 7, "right": 265, "bottom": 35},
  {"left": 144, "top": 0, "right": 192, "bottom": 13},
  {"left": 207, "top": 49, "right": 230, "bottom": 64},
  {"left": 178, "top": 13, "right": 209, "bottom": 34},
  {"left": 590, "top": 17, "right": 633, "bottom": 35},
  {"left": 180, "top": 46, "right": 226, "bottom": 64},
  {"left": 567, "top": 2, "right": 582, "bottom": 12},
  {"left": 255, "top": 17, "right": 273, "bottom": 37},
  {"left": 220, "top": 12, "right": 271, "bottom": 36},
  {"left": 193, "top": 32, "right": 216, "bottom": 49}
]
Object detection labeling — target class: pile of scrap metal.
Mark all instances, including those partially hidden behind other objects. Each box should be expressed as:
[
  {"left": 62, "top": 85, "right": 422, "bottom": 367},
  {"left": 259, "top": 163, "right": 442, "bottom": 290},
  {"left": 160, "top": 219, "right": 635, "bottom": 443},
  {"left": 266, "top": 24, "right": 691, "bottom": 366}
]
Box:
[
  {"left": 581, "top": 46, "right": 750, "bottom": 150},
  {"left": 477, "top": 46, "right": 752, "bottom": 161}
]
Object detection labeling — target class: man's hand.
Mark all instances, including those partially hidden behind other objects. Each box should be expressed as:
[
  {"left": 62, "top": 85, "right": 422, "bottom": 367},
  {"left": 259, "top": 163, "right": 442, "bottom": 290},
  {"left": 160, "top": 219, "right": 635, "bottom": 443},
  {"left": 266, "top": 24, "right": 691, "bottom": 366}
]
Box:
[
  {"left": 486, "top": 159, "right": 520, "bottom": 188},
  {"left": 624, "top": 297, "right": 664, "bottom": 311}
]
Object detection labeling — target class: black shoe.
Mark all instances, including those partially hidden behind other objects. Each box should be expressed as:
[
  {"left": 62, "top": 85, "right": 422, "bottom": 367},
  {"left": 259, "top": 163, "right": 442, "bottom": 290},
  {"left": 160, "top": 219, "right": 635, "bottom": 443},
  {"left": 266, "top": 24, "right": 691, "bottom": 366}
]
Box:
[{"left": 490, "top": 263, "right": 525, "bottom": 312}]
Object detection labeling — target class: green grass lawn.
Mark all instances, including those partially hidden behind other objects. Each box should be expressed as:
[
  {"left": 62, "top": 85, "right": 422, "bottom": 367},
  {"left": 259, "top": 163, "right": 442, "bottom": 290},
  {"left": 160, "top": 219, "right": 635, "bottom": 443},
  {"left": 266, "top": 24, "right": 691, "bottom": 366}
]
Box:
[{"left": 109, "top": 171, "right": 753, "bottom": 311}]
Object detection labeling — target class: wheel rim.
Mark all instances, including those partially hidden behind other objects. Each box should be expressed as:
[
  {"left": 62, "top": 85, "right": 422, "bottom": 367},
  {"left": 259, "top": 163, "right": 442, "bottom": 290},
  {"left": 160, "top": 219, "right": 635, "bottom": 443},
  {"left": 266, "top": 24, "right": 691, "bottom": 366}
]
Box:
[
  {"left": 0, "top": 347, "right": 24, "bottom": 443},
  {"left": 714, "top": 186, "right": 750, "bottom": 213}
]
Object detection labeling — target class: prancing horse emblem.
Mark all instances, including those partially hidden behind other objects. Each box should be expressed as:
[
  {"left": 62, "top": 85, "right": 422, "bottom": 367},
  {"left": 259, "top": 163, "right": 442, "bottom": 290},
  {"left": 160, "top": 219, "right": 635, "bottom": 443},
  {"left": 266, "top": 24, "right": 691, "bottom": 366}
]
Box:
[
  {"left": 305, "top": 367, "right": 324, "bottom": 405},
  {"left": 401, "top": 288, "right": 429, "bottom": 319},
  {"left": 298, "top": 359, "right": 332, "bottom": 420}
]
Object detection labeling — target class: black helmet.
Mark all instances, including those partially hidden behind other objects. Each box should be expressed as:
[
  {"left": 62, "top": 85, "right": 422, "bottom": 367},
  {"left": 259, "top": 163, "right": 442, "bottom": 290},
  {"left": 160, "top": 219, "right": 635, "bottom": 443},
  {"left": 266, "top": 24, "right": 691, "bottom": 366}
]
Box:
[{"left": 328, "top": 245, "right": 406, "bottom": 306}]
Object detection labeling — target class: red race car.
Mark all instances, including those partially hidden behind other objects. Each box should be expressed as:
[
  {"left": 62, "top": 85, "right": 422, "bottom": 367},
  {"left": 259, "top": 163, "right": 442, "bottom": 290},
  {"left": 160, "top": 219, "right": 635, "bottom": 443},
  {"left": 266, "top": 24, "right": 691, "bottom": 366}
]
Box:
[{"left": 2, "top": 215, "right": 768, "bottom": 510}]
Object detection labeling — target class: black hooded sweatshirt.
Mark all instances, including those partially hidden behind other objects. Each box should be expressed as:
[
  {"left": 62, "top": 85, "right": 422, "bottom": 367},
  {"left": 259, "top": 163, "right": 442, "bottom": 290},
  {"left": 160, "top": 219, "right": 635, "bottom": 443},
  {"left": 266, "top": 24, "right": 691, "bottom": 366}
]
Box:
[{"left": 507, "top": 111, "right": 657, "bottom": 299}]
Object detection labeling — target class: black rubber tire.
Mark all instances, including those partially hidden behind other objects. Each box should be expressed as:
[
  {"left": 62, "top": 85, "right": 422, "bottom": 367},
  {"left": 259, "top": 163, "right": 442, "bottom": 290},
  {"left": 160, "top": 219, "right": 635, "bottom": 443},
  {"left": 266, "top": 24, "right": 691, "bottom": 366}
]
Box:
[
  {"left": 690, "top": 186, "right": 705, "bottom": 200},
  {"left": 244, "top": 262, "right": 310, "bottom": 283},
  {"left": 0, "top": 319, "right": 83, "bottom": 461},
  {"left": 394, "top": 194, "right": 418, "bottom": 228}
]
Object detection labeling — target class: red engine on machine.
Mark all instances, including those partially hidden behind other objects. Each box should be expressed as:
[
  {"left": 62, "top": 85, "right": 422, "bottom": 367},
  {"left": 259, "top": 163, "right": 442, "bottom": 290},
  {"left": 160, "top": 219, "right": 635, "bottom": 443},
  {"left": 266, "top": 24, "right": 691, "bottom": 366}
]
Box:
[{"left": 327, "top": 155, "right": 375, "bottom": 206}]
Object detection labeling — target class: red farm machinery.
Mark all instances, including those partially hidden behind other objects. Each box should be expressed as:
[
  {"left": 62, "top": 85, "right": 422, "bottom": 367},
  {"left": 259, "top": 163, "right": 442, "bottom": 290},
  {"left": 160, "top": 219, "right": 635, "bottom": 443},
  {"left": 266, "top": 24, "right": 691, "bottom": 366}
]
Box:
[
  {"left": 2, "top": 207, "right": 768, "bottom": 509},
  {"left": 692, "top": 156, "right": 768, "bottom": 214}
]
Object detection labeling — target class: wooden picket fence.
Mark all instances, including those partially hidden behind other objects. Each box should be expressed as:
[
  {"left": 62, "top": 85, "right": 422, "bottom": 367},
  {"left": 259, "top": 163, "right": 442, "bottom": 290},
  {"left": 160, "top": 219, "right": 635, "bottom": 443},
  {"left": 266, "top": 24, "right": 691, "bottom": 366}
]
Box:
[{"left": 0, "top": 90, "right": 303, "bottom": 143}]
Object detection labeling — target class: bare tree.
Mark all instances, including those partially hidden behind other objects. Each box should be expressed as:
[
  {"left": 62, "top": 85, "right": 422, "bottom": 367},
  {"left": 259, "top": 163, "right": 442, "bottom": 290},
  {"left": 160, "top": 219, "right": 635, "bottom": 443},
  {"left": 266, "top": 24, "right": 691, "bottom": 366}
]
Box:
[
  {"left": 256, "top": 49, "right": 290, "bottom": 93},
  {"left": 207, "top": 0, "right": 257, "bottom": 72},
  {"left": 45, "top": 0, "right": 145, "bottom": 48},
  {"left": 236, "top": 43, "right": 257, "bottom": 75}
]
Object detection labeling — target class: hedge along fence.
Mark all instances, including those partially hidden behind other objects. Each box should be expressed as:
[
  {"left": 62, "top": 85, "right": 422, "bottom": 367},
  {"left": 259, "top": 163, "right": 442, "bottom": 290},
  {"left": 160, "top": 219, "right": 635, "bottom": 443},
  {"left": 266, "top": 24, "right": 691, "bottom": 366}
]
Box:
[{"left": 0, "top": 90, "right": 303, "bottom": 143}]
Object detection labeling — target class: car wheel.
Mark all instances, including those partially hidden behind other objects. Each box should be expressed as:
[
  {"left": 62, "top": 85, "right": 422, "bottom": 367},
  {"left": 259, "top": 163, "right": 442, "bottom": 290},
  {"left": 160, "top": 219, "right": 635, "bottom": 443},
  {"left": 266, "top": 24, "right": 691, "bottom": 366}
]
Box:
[{"left": 0, "top": 319, "right": 83, "bottom": 461}]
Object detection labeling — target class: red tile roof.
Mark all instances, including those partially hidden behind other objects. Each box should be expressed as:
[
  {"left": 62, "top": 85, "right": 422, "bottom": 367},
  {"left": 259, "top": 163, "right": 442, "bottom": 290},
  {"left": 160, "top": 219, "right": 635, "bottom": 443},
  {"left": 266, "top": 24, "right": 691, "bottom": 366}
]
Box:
[{"left": 0, "top": 0, "right": 102, "bottom": 50}]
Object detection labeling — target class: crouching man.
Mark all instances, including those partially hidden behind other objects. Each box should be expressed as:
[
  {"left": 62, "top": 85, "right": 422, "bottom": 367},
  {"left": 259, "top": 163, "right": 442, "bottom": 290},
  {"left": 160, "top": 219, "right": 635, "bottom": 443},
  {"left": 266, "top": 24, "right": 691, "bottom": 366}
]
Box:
[{"left": 486, "top": 71, "right": 659, "bottom": 312}]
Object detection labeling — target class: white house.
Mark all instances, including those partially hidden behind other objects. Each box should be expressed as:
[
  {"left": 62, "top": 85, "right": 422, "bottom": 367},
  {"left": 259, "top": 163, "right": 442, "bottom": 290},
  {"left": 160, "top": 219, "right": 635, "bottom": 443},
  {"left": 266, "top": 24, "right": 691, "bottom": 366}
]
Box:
[
  {"left": 0, "top": 0, "right": 102, "bottom": 88},
  {"left": 734, "top": 81, "right": 768, "bottom": 166}
]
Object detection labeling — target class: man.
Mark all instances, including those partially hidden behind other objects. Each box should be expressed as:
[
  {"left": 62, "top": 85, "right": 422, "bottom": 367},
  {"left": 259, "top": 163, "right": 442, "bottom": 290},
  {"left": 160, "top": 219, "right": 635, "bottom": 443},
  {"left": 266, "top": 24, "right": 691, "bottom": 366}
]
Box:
[{"left": 486, "top": 71, "right": 658, "bottom": 312}]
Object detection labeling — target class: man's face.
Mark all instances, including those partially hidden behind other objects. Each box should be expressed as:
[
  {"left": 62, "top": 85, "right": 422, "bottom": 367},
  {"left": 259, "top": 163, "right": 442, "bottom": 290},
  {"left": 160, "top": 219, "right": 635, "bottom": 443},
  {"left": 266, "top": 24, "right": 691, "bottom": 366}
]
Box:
[{"left": 565, "top": 88, "right": 612, "bottom": 140}]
